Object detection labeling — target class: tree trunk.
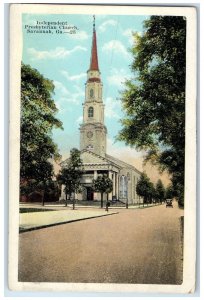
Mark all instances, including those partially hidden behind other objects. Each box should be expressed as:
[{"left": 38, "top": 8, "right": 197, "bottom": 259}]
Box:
[
  {"left": 65, "top": 193, "right": 68, "bottom": 207},
  {"left": 73, "top": 196, "right": 75, "bottom": 210},
  {"left": 105, "top": 193, "right": 109, "bottom": 211},
  {"left": 101, "top": 193, "right": 103, "bottom": 208},
  {"left": 42, "top": 189, "right": 45, "bottom": 206}
]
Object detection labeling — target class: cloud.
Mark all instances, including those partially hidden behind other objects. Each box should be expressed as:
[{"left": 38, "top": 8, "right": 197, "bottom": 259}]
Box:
[
  {"left": 122, "top": 28, "right": 134, "bottom": 44},
  {"left": 54, "top": 99, "right": 70, "bottom": 113},
  {"left": 61, "top": 70, "right": 86, "bottom": 81},
  {"left": 57, "top": 96, "right": 80, "bottom": 105},
  {"left": 99, "top": 20, "right": 117, "bottom": 32},
  {"left": 104, "top": 97, "right": 120, "bottom": 119},
  {"left": 54, "top": 81, "right": 82, "bottom": 105},
  {"left": 72, "top": 88, "right": 84, "bottom": 104},
  {"left": 54, "top": 81, "right": 70, "bottom": 96},
  {"left": 73, "top": 85, "right": 84, "bottom": 94},
  {"left": 27, "top": 46, "right": 87, "bottom": 60},
  {"left": 123, "top": 29, "right": 142, "bottom": 45},
  {"left": 102, "top": 40, "right": 130, "bottom": 58},
  {"left": 107, "top": 68, "right": 129, "bottom": 87},
  {"left": 76, "top": 115, "right": 83, "bottom": 124}
]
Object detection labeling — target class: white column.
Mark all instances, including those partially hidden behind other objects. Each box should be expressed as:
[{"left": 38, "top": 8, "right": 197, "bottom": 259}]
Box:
[
  {"left": 93, "top": 170, "right": 97, "bottom": 200},
  {"left": 113, "top": 172, "right": 116, "bottom": 196},
  {"left": 116, "top": 174, "right": 119, "bottom": 199},
  {"left": 108, "top": 171, "right": 112, "bottom": 201}
]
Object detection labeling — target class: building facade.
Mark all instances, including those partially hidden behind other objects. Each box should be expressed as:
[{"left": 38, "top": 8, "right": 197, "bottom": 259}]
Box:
[{"left": 61, "top": 20, "right": 141, "bottom": 204}]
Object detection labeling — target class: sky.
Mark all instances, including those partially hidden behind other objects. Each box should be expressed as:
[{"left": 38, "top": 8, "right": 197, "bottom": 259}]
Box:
[{"left": 22, "top": 13, "right": 170, "bottom": 185}]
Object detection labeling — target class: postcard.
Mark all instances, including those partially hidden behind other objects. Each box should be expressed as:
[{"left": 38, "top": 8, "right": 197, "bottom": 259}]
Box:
[{"left": 9, "top": 4, "right": 196, "bottom": 294}]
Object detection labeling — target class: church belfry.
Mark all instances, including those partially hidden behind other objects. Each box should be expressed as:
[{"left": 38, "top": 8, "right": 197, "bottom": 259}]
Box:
[{"left": 80, "top": 16, "right": 107, "bottom": 157}]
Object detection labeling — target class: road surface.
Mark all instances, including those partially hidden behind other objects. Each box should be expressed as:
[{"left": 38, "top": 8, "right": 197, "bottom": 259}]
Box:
[{"left": 18, "top": 203, "right": 183, "bottom": 284}]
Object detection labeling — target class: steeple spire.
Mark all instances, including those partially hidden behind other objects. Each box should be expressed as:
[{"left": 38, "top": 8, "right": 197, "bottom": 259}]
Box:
[
  {"left": 89, "top": 15, "right": 99, "bottom": 71},
  {"left": 93, "top": 15, "right": 95, "bottom": 31}
]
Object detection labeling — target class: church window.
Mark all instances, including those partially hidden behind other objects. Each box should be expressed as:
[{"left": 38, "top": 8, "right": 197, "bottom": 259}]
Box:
[
  {"left": 90, "top": 89, "right": 94, "bottom": 98},
  {"left": 88, "top": 106, "right": 94, "bottom": 117},
  {"left": 119, "top": 175, "right": 128, "bottom": 198},
  {"left": 87, "top": 144, "right": 93, "bottom": 151}
]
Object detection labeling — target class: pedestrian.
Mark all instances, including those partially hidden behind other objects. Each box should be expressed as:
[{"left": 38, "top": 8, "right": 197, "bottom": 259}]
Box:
[{"left": 106, "top": 201, "right": 110, "bottom": 212}]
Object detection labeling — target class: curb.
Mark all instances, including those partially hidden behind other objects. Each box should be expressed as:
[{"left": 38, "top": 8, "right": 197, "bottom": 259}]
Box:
[{"left": 19, "top": 212, "right": 119, "bottom": 234}]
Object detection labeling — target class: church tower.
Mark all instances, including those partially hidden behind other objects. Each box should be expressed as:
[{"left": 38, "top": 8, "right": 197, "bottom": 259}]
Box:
[{"left": 80, "top": 17, "right": 107, "bottom": 157}]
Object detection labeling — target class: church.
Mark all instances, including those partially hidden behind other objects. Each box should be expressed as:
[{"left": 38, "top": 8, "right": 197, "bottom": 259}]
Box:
[{"left": 61, "top": 19, "right": 141, "bottom": 204}]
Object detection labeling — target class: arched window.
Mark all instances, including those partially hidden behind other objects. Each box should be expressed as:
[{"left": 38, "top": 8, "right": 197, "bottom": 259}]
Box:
[
  {"left": 90, "top": 89, "right": 94, "bottom": 98},
  {"left": 119, "top": 175, "right": 128, "bottom": 198},
  {"left": 88, "top": 106, "right": 94, "bottom": 118},
  {"left": 87, "top": 144, "right": 93, "bottom": 151}
]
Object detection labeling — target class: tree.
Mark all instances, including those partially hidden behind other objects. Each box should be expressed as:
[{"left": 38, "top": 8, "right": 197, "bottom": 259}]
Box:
[
  {"left": 136, "top": 172, "right": 154, "bottom": 205},
  {"left": 92, "top": 175, "right": 113, "bottom": 208},
  {"left": 155, "top": 179, "right": 165, "bottom": 203},
  {"left": 165, "top": 184, "right": 174, "bottom": 200},
  {"left": 118, "top": 16, "right": 186, "bottom": 206},
  {"left": 57, "top": 148, "right": 84, "bottom": 209},
  {"left": 149, "top": 182, "right": 157, "bottom": 204},
  {"left": 20, "top": 63, "right": 63, "bottom": 202}
]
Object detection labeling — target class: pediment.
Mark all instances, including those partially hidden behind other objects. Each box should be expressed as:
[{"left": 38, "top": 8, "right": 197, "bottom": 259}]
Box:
[{"left": 81, "top": 150, "right": 109, "bottom": 165}]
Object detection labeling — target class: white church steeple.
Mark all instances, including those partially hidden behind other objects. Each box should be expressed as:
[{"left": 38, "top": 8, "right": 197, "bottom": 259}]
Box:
[{"left": 80, "top": 16, "right": 107, "bottom": 157}]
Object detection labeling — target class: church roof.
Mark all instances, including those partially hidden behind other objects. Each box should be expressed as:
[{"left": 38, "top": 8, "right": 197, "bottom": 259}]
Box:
[
  {"left": 61, "top": 150, "right": 141, "bottom": 175},
  {"left": 81, "top": 150, "right": 141, "bottom": 175},
  {"left": 105, "top": 153, "right": 141, "bottom": 175},
  {"left": 80, "top": 149, "right": 122, "bottom": 169}
]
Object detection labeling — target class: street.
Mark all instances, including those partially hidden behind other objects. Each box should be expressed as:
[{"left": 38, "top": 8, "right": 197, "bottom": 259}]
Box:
[{"left": 18, "top": 203, "right": 184, "bottom": 284}]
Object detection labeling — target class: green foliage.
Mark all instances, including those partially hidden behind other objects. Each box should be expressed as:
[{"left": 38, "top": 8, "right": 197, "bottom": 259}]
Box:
[
  {"left": 57, "top": 148, "right": 84, "bottom": 208},
  {"left": 136, "top": 172, "right": 155, "bottom": 203},
  {"left": 165, "top": 184, "right": 174, "bottom": 199},
  {"left": 20, "top": 63, "right": 63, "bottom": 188},
  {"left": 118, "top": 16, "right": 186, "bottom": 206},
  {"left": 155, "top": 179, "right": 165, "bottom": 203},
  {"left": 20, "top": 177, "right": 59, "bottom": 205},
  {"left": 92, "top": 175, "right": 113, "bottom": 208}
]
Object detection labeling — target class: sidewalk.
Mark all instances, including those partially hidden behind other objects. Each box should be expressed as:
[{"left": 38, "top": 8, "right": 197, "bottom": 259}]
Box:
[{"left": 19, "top": 208, "right": 119, "bottom": 233}]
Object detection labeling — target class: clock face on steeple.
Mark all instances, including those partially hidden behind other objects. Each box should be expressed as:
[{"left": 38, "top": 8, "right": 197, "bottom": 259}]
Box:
[{"left": 87, "top": 131, "right": 93, "bottom": 138}]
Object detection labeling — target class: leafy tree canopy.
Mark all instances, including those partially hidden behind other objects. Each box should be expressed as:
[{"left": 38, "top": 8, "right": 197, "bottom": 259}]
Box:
[
  {"left": 165, "top": 184, "right": 174, "bottom": 199},
  {"left": 21, "top": 63, "right": 63, "bottom": 183},
  {"left": 118, "top": 16, "right": 186, "bottom": 206},
  {"left": 93, "top": 175, "right": 113, "bottom": 208},
  {"left": 57, "top": 148, "right": 84, "bottom": 207},
  {"left": 155, "top": 179, "right": 165, "bottom": 202},
  {"left": 93, "top": 175, "right": 113, "bottom": 194},
  {"left": 136, "top": 172, "right": 155, "bottom": 203}
]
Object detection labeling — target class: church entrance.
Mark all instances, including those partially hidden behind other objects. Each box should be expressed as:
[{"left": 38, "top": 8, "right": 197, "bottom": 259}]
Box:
[{"left": 86, "top": 187, "right": 94, "bottom": 201}]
